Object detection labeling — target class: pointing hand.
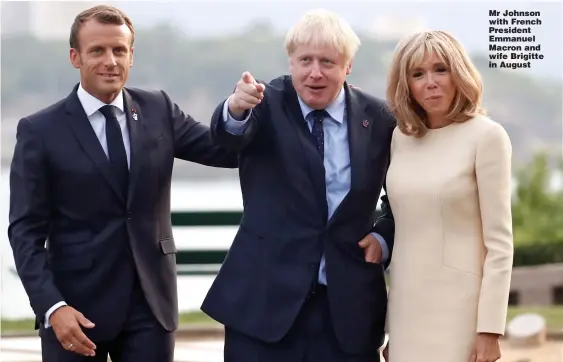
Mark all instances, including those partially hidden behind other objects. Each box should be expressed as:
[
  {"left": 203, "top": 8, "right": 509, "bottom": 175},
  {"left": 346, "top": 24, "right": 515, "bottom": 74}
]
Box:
[{"left": 228, "top": 71, "right": 265, "bottom": 117}]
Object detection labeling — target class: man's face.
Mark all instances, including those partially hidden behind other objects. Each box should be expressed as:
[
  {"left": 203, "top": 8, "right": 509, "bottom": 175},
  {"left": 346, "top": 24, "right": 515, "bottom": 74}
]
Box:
[
  {"left": 289, "top": 44, "right": 352, "bottom": 110},
  {"left": 70, "top": 19, "right": 133, "bottom": 103}
]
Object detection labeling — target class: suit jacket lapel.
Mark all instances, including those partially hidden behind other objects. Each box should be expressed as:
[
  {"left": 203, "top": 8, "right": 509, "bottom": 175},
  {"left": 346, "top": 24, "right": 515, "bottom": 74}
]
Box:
[
  {"left": 327, "top": 85, "right": 370, "bottom": 225},
  {"left": 283, "top": 78, "right": 329, "bottom": 220},
  {"left": 123, "top": 88, "right": 143, "bottom": 206},
  {"left": 63, "top": 85, "right": 125, "bottom": 204},
  {"left": 345, "top": 85, "right": 370, "bottom": 193}
]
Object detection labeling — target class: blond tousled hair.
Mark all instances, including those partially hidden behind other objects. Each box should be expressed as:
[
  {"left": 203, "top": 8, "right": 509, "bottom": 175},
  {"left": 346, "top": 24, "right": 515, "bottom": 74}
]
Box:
[
  {"left": 284, "top": 9, "right": 361, "bottom": 62},
  {"left": 386, "top": 30, "right": 485, "bottom": 137}
]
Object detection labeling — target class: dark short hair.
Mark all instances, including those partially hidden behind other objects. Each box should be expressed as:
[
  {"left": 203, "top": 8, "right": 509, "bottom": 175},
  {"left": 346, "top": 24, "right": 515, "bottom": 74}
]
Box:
[{"left": 69, "top": 5, "right": 135, "bottom": 50}]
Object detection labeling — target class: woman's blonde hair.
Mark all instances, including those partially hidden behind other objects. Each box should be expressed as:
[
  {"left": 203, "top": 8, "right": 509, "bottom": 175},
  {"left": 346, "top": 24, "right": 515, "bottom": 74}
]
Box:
[
  {"left": 284, "top": 9, "right": 361, "bottom": 62},
  {"left": 386, "top": 30, "right": 485, "bottom": 137}
]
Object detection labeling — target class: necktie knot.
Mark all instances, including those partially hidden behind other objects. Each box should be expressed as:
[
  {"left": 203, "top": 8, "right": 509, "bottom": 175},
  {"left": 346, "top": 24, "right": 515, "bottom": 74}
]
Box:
[
  {"left": 99, "top": 105, "right": 118, "bottom": 121},
  {"left": 310, "top": 109, "right": 328, "bottom": 123}
]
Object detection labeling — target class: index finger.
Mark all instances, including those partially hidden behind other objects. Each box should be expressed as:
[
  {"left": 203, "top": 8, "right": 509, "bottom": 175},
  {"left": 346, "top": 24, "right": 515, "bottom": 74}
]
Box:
[
  {"left": 242, "top": 71, "right": 255, "bottom": 84},
  {"left": 239, "top": 82, "right": 263, "bottom": 97}
]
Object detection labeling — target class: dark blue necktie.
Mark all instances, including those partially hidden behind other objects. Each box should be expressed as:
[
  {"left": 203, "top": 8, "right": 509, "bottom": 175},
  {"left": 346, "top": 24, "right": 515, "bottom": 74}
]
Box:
[
  {"left": 310, "top": 109, "right": 328, "bottom": 158},
  {"left": 98, "top": 105, "right": 128, "bottom": 196}
]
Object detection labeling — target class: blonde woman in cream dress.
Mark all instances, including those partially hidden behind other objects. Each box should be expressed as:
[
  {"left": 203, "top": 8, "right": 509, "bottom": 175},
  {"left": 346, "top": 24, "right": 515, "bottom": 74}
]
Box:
[{"left": 382, "top": 31, "right": 514, "bottom": 362}]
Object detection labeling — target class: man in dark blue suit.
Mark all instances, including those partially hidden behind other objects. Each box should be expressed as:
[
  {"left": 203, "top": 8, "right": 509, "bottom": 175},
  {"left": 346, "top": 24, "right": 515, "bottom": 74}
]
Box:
[
  {"left": 201, "top": 9, "right": 395, "bottom": 362},
  {"left": 7, "top": 5, "right": 237, "bottom": 362}
]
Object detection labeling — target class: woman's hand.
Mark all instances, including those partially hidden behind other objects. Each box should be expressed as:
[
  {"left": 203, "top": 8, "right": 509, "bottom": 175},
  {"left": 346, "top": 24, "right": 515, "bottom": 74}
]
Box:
[
  {"left": 468, "top": 333, "right": 502, "bottom": 362},
  {"left": 382, "top": 341, "right": 389, "bottom": 361}
]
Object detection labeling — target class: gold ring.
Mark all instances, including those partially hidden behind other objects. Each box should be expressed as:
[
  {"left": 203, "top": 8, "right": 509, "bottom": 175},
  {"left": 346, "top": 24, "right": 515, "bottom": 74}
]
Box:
[{"left": 67, "top": 343, "right": 74, "bottom": 349}]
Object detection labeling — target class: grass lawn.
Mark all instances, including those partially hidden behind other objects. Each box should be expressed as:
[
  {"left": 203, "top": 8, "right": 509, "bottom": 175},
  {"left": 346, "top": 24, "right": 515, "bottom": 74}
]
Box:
[
  {"left": 178, "top": 310, "right": 217, "bottom": 325},
  {"left": 3, "top": 306, "right": 562, "bottom": 335},
  {"left": 506, "top": 306, "right": 563, "bottom": 331}
]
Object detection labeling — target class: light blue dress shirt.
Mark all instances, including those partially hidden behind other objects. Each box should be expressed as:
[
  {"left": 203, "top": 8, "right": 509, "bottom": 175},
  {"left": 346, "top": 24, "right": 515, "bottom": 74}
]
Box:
[{"left": 221, "top": 88, "right": 389, "bottom": 285}]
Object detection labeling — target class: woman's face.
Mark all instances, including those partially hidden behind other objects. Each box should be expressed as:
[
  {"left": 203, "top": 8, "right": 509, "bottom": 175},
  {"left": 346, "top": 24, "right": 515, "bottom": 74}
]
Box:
[{"left": 407, "top": 52, "right": 456, "bottom": 127}]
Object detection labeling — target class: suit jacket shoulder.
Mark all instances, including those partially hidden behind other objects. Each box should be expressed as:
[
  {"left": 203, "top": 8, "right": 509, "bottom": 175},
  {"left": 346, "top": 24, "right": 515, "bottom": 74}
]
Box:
[
  {"left": 23, "top": 98, "right": 67, "bottom": 129},
  {"left": 350, "top": 87, "right": 396, "bottom": 128},
  {"left": 256, "top": 74, "right": 291, "bottom": 104},
  {"left": 122, "top": 86, "right": 172, "bottom": 113},
  {"left": 123, "top": 86, "right": 165, "bottom": 104},
  {"left": 264, "top": 74, "right": 291, "bottom": 90}
]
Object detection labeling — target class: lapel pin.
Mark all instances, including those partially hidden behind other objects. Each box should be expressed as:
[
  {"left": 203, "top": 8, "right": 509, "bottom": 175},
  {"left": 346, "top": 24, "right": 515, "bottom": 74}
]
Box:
[
  {"left": 131, "top": 108, "right": 138, "bottom": 121},
  {"left": 362, "top": 120, "right": 369, "bottom": 128}
]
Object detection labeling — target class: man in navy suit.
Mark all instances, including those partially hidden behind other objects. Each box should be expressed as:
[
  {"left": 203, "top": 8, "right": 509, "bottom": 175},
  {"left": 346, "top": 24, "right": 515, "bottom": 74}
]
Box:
[
  {"left": 7, "top": 5, "right": 237, "bottom": 362},
  {"left": 201, "top": 9, "right": 395, "bottom": 362}
]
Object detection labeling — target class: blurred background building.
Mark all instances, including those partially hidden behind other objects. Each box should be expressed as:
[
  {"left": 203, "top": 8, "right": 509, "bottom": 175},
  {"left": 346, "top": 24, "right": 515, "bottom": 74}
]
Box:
[{"left": 1, "top": 1, "right": 102, "bottom": 40}]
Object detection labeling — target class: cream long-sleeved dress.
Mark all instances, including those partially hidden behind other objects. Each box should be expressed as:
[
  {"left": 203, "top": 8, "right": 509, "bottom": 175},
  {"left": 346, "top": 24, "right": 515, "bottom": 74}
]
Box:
[{"left": 385, "top": 115, "right": 514, "bottom": 362}]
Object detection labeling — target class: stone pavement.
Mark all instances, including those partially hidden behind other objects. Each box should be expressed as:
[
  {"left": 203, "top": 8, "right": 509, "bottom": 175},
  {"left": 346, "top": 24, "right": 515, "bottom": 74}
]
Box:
[
  {"left": 1, "top": 336, "right": 224, "bottom": 362},
  {"left": 2, "top": 336, "right": 562, "bottom": 362},
  {"left": 499, "top": 340, "right": 563, "bottom": 362}
]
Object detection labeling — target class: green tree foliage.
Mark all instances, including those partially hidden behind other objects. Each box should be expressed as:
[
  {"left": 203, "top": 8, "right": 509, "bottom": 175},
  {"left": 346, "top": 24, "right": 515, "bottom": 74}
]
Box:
[{"left": 512, "top": 152, "right": 563, "bottom": 246}]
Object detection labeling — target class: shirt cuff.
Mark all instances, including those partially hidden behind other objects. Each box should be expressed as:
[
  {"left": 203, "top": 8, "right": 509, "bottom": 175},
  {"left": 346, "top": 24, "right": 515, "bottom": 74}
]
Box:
[
  {"left": 370, "top": 232, "right": 389, "bottom": 263},
  {"left": 44, "top": 301, "right": 67, "bottom": 328},
  {"left": 222, "top": 95, "right": 251, "bottom": 135}
]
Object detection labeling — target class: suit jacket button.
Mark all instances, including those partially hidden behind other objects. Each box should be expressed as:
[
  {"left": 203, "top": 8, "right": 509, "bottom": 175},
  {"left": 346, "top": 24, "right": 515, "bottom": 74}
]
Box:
[{"left": 127, "top": 211, "right": 132, "bottom": 220}]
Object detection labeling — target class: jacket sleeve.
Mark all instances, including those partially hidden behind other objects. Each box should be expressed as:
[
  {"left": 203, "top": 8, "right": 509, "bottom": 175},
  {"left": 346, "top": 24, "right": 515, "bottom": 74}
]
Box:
[
  {"left": 8, "top": 117, "right": 65, "bottom": 321},
  {"left": 475, "top": 123, "right": 514, "bottom": 334}
]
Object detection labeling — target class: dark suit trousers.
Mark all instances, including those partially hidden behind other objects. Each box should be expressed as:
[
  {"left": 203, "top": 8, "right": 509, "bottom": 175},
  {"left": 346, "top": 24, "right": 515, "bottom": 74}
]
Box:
[
  {"left": 224, "top": 285, "right": 380, "bottom": 362},
  {"left": 41, "top": 276, "right": 174, "bottom": 362}
]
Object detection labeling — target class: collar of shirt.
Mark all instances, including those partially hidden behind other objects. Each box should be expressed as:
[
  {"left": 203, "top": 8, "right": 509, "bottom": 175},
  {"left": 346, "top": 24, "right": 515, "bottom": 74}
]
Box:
[
  {"left": 297, "top": 86, "right": 346, "bottom": 124},
  {"left": 76, "top": 83, "right": 125, "bottom": 117}
]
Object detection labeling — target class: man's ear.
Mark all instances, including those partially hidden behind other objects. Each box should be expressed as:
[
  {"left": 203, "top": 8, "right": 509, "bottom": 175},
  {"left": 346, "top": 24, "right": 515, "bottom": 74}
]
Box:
[
  {"left": 346, "top": 59, "right": 353, "bottom": 75},
  {"left": 70, "top": 48, "right": 81, "bottom": 69}
]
